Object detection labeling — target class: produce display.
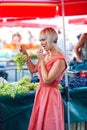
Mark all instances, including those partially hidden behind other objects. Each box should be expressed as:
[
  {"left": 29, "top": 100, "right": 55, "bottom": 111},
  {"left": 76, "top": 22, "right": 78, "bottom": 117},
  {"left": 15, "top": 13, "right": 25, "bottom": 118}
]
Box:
[
  {"left": 0, "top": 82, "right": 16, "bottom": 98},
  {"left": 14, "top": 53, "right": 27, "bottom": 72},
  {"left": 0, "top": 76, "right": 38, "bottom": 98},
  {"left": 15, "top": 76, "right": 38, "bottom": 94},
  {"left": 60, "top": 75, "right": 87, "bottom": 89},
  {"left": 0, "top": 76, "right": 64, "bottom": 98}
]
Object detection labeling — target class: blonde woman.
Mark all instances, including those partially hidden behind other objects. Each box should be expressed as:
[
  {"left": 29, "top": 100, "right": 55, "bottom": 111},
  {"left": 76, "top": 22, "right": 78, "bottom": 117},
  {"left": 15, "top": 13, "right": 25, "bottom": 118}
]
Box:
[{"left": 20, "top": 27, "right": 67, "bottom": 130}]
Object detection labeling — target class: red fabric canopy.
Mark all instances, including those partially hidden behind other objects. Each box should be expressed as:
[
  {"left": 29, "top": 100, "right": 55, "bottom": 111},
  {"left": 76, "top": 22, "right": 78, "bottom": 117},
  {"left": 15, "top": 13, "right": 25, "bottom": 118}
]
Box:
[
  {"left": 68, "top": 18, "right": 87, "bottom": 24},
  {"left": 0, "top": 0, "right": 87, "bottom": 20},
  {"left": 0, "top": 3, "right": 57, "bottom": 19},
  {"left": 0, "top": 21, "right": 58, "bottom": 27},
  {"left": 0, "top": 0, "right": 87, "bottom": 28},
  {"left": 58, "top": 0, "right": 87, "bottom": 16}
]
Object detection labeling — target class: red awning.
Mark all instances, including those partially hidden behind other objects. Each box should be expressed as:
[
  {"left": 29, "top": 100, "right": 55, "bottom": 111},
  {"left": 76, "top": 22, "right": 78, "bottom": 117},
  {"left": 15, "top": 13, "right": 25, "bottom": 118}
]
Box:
[
  {"left": 58, "top": 0, "right": 87, "bottom": 16},
  {"left": 0, "top": 0, "right": 87, "bottom": 27},
  {"left": 0, "top": 21, "right": 58, "bottom": 28},
  {"left": 0, "top": 3, "right": 57, "bottom": 19},
  {"left": 68, "top": 17, "right": 87, "bottom": 24},
  {"left": 0, "top": 0, "right": 87, "bottom": 20}
]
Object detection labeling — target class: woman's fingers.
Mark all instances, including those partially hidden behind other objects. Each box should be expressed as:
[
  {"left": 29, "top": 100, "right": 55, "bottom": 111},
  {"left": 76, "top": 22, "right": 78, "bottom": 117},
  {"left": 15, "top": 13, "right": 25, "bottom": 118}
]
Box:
[{"left": 19, "top": 45, "right": 23, "bottom": 52}]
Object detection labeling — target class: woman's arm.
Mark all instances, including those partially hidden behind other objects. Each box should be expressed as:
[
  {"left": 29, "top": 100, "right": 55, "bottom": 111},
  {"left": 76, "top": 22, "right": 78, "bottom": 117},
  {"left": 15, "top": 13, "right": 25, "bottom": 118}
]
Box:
[
  {"left": 26, "top": 58, "right": 38, "bottom": 73},
  {"left": 20, "top": 46, "right": 38, "bottom": 73},
  {"left": 37, "top": 47, "right": 66, "bottom": 83},
  {"left": 74, "top": 33, "right": 87, "bottom": 60},
  {"left": 40, "top": 59, "right": 66, "bottom": 83}
]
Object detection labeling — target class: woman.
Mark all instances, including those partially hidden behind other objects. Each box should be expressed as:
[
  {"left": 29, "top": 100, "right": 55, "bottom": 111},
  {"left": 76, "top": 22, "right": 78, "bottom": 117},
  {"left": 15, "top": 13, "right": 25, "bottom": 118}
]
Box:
[{"left": 20, "top": 27, "right": 67, "bottom": 130}]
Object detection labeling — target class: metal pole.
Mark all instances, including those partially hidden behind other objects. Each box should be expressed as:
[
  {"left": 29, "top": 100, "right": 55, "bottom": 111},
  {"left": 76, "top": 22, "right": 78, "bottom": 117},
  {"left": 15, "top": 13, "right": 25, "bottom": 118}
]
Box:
[{"left": 61, "top": 0, "right": 70, "bottom": 130}]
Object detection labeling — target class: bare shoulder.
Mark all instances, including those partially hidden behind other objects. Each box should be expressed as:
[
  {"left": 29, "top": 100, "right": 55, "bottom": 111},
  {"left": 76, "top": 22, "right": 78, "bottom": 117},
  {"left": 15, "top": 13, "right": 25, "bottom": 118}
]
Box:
[{"left": 54, "top": 58, "right": 66, "bottom": 68}]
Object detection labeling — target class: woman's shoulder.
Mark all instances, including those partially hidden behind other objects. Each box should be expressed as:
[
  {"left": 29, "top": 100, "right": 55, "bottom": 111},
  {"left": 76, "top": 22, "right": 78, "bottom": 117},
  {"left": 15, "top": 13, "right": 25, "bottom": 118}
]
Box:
[
  {"left": 49, "top": 53, "right": 67, "bottom": 65},
  {"left": 57, "top": 52, "right": 67, "bottom": 60}
]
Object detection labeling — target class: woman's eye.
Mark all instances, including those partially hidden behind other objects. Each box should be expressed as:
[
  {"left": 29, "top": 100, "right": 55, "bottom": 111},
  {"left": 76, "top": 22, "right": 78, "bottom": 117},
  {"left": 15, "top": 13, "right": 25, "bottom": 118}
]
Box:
[{"left": 40, "top": 39, "right": 45, "bottom": 41}]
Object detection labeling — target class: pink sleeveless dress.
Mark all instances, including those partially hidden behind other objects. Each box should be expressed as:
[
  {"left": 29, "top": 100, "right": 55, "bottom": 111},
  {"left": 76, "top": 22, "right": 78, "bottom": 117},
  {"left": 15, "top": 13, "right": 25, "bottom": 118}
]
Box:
[{"left": 28, "top": 54, "right": 67, "bottom": 130}]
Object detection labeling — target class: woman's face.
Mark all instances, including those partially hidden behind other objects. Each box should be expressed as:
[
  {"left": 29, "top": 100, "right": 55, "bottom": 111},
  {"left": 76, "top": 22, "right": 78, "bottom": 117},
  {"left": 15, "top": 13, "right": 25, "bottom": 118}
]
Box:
[
  {"left": 12, "top": 36, "right": 21, "bottom": 44},
  {"left": 40, "top": 40, "right": 51, "bottom": 52}
]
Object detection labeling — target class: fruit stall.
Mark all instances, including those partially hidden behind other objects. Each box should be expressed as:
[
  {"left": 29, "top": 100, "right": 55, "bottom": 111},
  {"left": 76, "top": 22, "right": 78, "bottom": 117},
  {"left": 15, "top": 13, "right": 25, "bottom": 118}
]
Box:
[
  {"left": 0, "top": 79, "right": 87, "bottom": 130},
  {"left": 0, "top": 0, "right": 87, "bottom": 130},
  {"left": 0, "top": 51, "right": 87, "bottom": 130}
]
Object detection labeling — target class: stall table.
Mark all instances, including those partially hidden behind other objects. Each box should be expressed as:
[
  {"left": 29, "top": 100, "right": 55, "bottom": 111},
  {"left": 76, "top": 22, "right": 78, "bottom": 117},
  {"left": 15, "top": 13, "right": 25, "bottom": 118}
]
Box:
[
  {"left": 62, "top": 87, "right": 87, "bottom": 123},
  {"left": 0, "top": 87, "right": 87, "bottom": 130}
]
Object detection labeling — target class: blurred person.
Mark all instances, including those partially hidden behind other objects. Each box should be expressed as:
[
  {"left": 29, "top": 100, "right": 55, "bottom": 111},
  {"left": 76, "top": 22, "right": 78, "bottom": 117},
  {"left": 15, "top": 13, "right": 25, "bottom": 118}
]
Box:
[
  {"left": 12, "top": 33, "right": 22, "bottom": 43},
  {"left": 57, "top": 30, "right": 75, "bottom": 61},
  {"left": 20, "top": 27, "right": 67, "bottom": 130},
  {"left": 57, "top": 30, "right": 74, "bottom": 53},
  {"left": 74, "top": 33, "right": 87, "bottom": 61},
  {"left": 11, "top": 33, "right": 22, "bottom": 49},
  {"left": 28, "top": 31, "right": 36, "bottom": 44},
  {"left": 57, "top": 30, "right": 65, "bottom": 53}
]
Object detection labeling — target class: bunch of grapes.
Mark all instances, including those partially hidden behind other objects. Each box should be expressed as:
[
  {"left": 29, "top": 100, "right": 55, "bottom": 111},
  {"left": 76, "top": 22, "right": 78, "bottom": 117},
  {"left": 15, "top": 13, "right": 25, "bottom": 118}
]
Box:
[
  {"left": 0, "top": 76, "right": 39, "bottom": 98},
  {"left": 28, "top": 82, "right": 38, "bottom": 91},
  {"left": 0, "top": 82, "right": 16, "bottom": 98},
  {"left": 32, "top": 82, "right": 39, "bottom": 91},
  {"left": 15, "top": 76, "right": 31, "bottom": 94},
  {"left": 15, "top": 84, "right": 30, "bottom": 95},
  {"left": 15, "top": 76, "right": 38, "bottom": 94},
  {"left": 14, "top": 53, "right": 27, "bottom": 72}
]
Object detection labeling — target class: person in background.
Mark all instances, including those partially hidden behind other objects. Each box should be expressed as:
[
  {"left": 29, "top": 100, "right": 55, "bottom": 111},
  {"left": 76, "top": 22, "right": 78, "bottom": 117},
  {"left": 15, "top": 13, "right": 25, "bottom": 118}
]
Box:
[
  {"left": 74, "top": 33, "right": 87, "bottom": 61},
  {"left": 27, "top": 31, "right": 36, "bottom": 44},
  {"left": 20, "top": 27, "right": 67, "bottom": 130},
  {"left": 12, "top": 33, "right": 21, "bottom": 43},
  {"left": 57, "top": 29, "right": 65, "bottom": 53},
  {"left": 11, "top": 33, "right": 22, "bottom": 49}
]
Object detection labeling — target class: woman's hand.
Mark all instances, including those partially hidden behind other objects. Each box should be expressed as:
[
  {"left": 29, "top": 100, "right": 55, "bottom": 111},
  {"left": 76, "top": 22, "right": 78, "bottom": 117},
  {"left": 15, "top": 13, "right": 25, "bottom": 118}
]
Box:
[
  {"left": 20, "top": 46, "right": 28, "bottom": 59},
  {"left": 37, "top": 48, "right": 44, "bottom": 61}
]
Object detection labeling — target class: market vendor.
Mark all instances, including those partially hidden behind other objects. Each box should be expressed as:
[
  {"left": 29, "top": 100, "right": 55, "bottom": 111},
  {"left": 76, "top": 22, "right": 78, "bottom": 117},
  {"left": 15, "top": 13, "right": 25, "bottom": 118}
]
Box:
[{"left": 74, "top": 33, "right": 87, "bottom": 61}]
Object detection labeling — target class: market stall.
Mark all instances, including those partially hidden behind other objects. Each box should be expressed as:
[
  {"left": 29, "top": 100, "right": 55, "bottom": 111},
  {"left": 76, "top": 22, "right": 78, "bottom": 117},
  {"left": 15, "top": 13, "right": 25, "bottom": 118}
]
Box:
[
  {"left": 0, "top": 87, "right": 87, "bottom": 130},
  {"left": 0, "top": 1, "right": 87, "bottom": 130},
  {"left": 0, "top": 91, "right": 35, "bottom": 130}
]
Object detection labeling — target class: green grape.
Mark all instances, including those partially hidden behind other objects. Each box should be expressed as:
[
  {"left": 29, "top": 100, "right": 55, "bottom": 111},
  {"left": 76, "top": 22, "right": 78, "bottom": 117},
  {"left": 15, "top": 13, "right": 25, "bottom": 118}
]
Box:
[
  {"left": 15, "top": 76, "right": 31, "bottom": 95},
  {"left": 58, "top": 84, "right": 64, "bottom": 90},
  {"left": 0, "top": 81, "right": 4, "bottom": 89},
  {"left": 14, "top": 53, "right": 27, "bottom": 72},
  {"left": 15, "top": 84, "right": 30, "bottom": 94},
  {"left": 28, "top": 82, "right": 38, "bottom": 91},
  {"left": 22, "top": 76, "right": 30, "bottom": 82},
  {"left": 17, "top": 76, "right": 30, "bottom": 86},
  {"left": 0, "top": 82, "right": 16, "bottom": 98},
  {"left": 28, "top": 83, "right": 35, "bottom": 90},
  {"left": 33, "top": 83, "right": 39, "bottom": 91},
  {"left": 0, "top": 76, "right": 39, "bottom": 98}
]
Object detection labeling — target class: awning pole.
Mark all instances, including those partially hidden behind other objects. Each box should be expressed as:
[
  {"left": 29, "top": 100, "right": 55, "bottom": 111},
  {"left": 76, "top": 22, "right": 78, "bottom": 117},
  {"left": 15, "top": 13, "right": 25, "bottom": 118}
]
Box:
[{"left": 61, "top": 0, "right": 70, "bottom": 130}]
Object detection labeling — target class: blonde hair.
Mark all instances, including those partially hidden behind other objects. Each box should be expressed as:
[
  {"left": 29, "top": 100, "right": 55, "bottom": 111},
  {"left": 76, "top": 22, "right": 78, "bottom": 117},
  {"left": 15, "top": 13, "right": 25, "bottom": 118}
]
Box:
[{"left": 39, "top": 27, "right": 58, "bottom": 44}]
